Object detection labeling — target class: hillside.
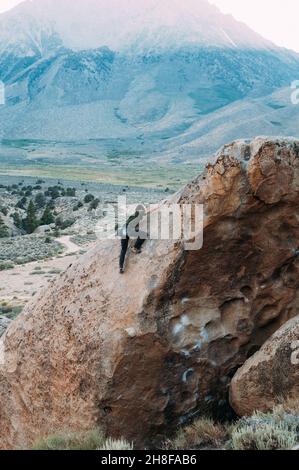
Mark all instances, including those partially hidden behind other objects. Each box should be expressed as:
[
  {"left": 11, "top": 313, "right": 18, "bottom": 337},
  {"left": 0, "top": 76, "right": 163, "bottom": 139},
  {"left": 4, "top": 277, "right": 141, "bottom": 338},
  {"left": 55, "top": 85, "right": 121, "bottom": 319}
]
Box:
[{"left": 0, "top": 0, "right": 299, "bottom": 158}]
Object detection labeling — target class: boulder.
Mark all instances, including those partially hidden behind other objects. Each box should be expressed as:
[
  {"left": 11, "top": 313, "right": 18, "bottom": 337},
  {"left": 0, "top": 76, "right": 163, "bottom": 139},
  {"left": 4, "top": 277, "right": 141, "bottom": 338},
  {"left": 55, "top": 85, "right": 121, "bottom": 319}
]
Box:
[
  {"left": 230, "top": 315, "right": 299, "bottom": 417},
  {"left": 1, "top": 138, "right": 299, "bottom": 448}
]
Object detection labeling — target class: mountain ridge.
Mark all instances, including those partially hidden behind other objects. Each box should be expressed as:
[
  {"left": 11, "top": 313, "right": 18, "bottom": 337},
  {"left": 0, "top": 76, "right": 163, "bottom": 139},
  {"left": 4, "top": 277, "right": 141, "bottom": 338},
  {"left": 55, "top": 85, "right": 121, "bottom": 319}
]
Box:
[{"left": 0, "top": 0, "right": 298, "bottom": 159}]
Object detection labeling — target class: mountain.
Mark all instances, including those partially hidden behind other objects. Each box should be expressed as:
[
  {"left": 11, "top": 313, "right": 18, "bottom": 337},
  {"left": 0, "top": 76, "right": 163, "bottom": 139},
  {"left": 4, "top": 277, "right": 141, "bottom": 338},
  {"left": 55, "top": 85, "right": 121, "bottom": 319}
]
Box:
[
  {"left": 0, "top": 0, "right": 276, "bottom": 53},
  {"left": 0, "top": 0, "right": 299, "bottom": 160}
]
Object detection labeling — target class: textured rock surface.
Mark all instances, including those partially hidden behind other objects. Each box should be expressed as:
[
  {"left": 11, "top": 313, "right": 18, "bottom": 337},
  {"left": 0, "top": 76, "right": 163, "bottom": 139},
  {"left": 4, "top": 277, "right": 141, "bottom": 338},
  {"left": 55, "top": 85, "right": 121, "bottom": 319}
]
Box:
[
  {"left": 230, "top": 315, "right": 299, "bottom": 416},
  {"left": 1, "top": 137, "right": 299, "bottom": 449}
]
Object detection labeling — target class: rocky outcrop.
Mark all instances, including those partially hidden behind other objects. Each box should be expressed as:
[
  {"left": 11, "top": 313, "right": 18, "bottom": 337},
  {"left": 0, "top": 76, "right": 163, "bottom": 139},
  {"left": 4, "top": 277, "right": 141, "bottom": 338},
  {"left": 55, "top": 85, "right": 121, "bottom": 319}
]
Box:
[
  {"left": 230, "top": 315, "right": 299, "bottom": 416},
  {"left": 1, "top": 137, "right": 299, "bottom": 449}
]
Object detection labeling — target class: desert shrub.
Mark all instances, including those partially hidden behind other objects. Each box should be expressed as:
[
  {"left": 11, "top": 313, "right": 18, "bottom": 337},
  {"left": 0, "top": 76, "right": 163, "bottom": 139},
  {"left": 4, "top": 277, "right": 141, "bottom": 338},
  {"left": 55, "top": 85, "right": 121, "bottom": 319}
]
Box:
[
  {"left": 0, "top": 261, "right": 14, "bottom": 271},
  {"left": 0, "top": 235, "right": 63, "bottom": 264},
  {"left": 84, "top": 194, "right": 95, "bottom": 204},
  {"left": 88, "top": 198, "right": 100, "bottom": 211},
  {"left": 0, "top": 216, "right": 9, "bottom": 238},
  {"left": 229, "top": 410, "right": 299, "bottom": 450},
  {"left": 99, "top": 438, "right": 133, "bottom": 451},
  {"left": 0, "top": 207, "right": 8, "bottom": 216},
  {"left": 55, "top": 217, "right": 75, "bottom": 230},
  {"left": 230, "top": 422, "right": 297, "bottom": 450},
  {"left": 0, "top": 304, "right": 23, "bottom": 319},
  {"left": 32, "top": 428, "right": 105, "bottom": 450},
  {"left": 170, "top": 418, "right": 228, "bottom": 450},
  {"left": 70, "top": 233, "right": 97, "bottom": 246}
]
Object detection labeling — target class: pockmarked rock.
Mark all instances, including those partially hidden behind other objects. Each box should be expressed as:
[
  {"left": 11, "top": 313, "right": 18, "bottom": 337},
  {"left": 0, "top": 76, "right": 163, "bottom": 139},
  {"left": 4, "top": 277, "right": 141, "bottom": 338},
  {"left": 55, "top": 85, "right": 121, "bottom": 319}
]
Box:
[
  {"left": 230, "top": 315, "right": 299, "bottom": 416},
  {"left": 1, "top": 137, "right": 299, "bottom": 448}
]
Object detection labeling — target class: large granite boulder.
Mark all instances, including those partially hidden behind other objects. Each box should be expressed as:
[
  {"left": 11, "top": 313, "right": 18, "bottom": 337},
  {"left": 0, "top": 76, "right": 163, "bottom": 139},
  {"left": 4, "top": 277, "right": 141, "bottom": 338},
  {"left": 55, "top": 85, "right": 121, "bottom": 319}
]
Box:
[{"left": 1, "top": 138, "right": 299, "bottom": 448}]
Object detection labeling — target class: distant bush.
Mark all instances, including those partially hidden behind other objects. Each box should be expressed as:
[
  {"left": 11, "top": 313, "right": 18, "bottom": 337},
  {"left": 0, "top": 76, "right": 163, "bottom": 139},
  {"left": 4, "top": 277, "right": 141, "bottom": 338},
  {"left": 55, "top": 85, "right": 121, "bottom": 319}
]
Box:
[
  {"left": 84, "top": 194, "right": 95, "bottom": 204},
  {"left": 88, "top": 198, "right": 100, "bottom": 211},
  {"left": 73, "top": 201, "right": 83, "bottom": 212},
  {"left": 0, "top": 261, "right": 14, "bottom": 271},
  {"left": 66, "top": 188, "right": 76, "bottom": 197},
  {"left": 0, "top": 216, "right": 9, "bottom": 238},
  {"left": 0, "top": 207, "right": 8, "bottom": 216},
  {"left": 0, "top": 304, "right": 23, "bottom": 319},
  {"left": 55, "top": 217, "right": 75, "bottom": 230},
  {"left": 34, "top": 192, "right": 46, "bottom": 209}
]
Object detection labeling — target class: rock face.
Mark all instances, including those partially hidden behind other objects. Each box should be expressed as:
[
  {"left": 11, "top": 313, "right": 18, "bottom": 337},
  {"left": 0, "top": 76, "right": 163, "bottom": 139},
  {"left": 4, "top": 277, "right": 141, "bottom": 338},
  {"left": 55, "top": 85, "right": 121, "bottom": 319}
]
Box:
[
  {"left": 230, "top": 315, "right": 299, "bottom": 416},
  {"left": 1, "top": 137, "right": 299, "bottom": 449}
]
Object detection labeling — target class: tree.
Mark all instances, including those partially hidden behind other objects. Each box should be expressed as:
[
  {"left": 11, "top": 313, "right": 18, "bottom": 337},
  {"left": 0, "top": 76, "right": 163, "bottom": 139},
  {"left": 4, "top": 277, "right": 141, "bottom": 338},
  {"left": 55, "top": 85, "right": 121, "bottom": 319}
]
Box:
[
  {"left": 0, "top": 216, "right": 9, "bottom": 238},
  {"left": 0, "top": 206, "right": 8, "bottom": 216},
  {"left": 45, "top": 186, "right": 60, "bottom": 200},
  {"left": 34, "top": 192, "right": 46, "bottom": 209},
  {"left": 84, "top": 194, "right": 95, "bottom": 204},
  {"left": 15, "top": 196, "right": 27, "bottom": 210},
  {"left": 40, "top": 206, "right": 55, "bottom": 225},
  {"left": 23, "top": 200, "right": 38, "bottom": 234},
  {"left": 66, "top": 187, "right": 76, "bottom": 197},
  {"left": 12, "top": 212, "right": 23, "bottom": 229}
]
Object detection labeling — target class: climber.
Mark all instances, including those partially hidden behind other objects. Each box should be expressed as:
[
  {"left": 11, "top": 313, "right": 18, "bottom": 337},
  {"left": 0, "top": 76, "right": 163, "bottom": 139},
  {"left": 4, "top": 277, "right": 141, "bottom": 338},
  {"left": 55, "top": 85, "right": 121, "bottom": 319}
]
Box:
[{"left": 119, "top": 205, "right": 147, "bottom": 274}]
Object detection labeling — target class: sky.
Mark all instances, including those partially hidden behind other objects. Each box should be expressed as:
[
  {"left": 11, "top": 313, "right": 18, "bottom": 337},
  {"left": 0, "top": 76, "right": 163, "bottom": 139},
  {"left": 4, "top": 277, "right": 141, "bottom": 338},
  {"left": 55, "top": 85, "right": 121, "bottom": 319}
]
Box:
[{"left": 0, "top": 0, "right": 298, "bottom": 52}]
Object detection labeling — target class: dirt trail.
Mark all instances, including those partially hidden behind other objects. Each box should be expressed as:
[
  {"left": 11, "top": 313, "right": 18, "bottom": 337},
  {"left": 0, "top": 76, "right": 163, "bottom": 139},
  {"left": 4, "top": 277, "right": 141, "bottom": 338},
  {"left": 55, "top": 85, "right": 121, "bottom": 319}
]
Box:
[{"left": 56, "top": 236, "right": 81, "bottom": 254}]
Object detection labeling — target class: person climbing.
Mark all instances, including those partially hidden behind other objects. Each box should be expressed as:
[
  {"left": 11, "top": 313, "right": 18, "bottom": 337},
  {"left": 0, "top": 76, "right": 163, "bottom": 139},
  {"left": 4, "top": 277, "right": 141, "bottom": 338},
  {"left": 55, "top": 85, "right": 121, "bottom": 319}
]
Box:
[{"left": 119, "top": 204, "right": 147, "bottom": 274}]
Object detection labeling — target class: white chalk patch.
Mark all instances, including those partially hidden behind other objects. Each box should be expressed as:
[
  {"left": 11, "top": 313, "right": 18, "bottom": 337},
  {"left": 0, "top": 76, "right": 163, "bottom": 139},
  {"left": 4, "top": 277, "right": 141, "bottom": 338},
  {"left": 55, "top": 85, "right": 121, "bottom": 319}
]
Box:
[
  {"left": 125, "top": 327, "right": 136, "bottom": 338},
  {"left": 173, "top": 323, "right": 184, "bottom": 335},
  {"left": 182, "top": 368, "right": 194, "bottom": 383},
  {"left": 181, "top": 314, "right": 191, "bottom": 326}
]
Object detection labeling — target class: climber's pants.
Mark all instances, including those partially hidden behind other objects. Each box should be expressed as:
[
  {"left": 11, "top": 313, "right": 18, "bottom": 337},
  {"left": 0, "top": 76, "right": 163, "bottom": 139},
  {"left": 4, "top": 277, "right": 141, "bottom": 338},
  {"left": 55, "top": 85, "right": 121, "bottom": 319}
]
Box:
[
  {"left": 134, "top": 237, "right": 146, "bottom": 250},
  {"left": 119, "top": 237, "right": 129, "bottom": 269}
]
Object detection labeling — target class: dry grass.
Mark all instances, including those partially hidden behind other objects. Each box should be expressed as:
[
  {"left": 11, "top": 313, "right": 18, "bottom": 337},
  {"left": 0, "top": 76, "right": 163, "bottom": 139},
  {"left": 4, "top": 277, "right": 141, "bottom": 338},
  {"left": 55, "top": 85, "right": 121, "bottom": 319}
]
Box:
[
  {"left": 99, "top": 437, "right": 133, "bottom": 451},
  {"left": 276, "top": 397, "right": 299, "bottom": 416},
  {"left": 32, "top": 428, "right": 133, "bottom": 451},
  {"left": 170, "top": 418, "right": 228, "bottom": 450},
  {"left": 32, "top": 428, "right": 105, "bottom": 450}
]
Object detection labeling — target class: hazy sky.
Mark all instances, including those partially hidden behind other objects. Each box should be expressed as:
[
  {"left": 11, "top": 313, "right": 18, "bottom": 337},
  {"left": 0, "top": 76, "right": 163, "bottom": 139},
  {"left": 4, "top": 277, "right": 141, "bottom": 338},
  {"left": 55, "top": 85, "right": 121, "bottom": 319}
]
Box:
[{"left": 0, "top": 0, "right": 298, "bottom": 52}]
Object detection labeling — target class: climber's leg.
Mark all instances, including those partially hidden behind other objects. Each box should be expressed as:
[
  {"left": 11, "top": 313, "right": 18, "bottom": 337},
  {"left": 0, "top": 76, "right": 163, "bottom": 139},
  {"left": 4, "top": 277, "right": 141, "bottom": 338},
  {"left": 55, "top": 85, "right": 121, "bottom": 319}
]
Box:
[
  {"left": 119, "top": 237, "right": 129, "bottom": 273},
  {"left": 133, "top": 236, "right": 146, "bottom": 253}
]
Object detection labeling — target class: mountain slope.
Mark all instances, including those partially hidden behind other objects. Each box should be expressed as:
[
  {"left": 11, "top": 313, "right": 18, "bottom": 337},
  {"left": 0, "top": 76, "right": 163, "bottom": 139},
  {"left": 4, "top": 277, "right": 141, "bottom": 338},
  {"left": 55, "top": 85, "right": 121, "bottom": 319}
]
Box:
[
  {"left": 0, "top": 0, "right": 299, "bottom": 159},
  {"left": 0, "top": 0, "right": 276, "bottom": 53}
]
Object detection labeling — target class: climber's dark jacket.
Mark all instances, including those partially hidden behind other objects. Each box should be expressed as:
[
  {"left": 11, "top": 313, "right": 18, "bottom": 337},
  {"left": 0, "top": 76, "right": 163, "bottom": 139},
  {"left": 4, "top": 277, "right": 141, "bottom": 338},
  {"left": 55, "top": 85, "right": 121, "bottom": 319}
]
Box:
[{"left": 119, "top": 211, "right": 146, "bottom": 270}]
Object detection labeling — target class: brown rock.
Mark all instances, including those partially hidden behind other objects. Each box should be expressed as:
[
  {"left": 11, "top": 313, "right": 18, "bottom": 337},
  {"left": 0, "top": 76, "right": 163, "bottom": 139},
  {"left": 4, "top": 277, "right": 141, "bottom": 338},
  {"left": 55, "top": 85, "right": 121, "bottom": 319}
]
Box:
[
  {"left": 1, "top": 137, "right": 299, "bottom": 449},
  {"left": 230, "top": 315, "right": 299, "bottom": 416}
]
